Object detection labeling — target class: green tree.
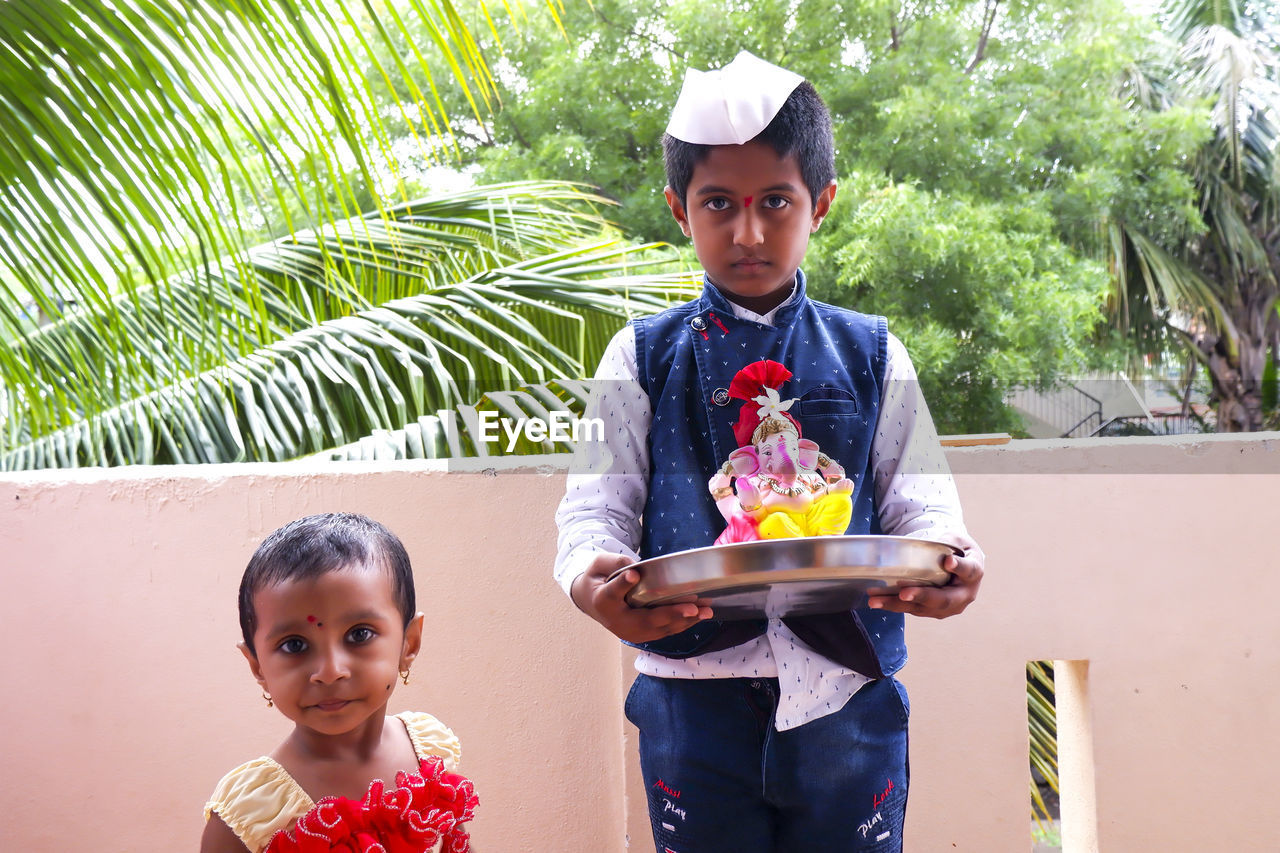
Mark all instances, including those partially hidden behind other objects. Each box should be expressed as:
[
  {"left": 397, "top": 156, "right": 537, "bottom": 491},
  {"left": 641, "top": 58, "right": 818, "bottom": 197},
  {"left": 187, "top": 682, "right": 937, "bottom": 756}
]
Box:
[
  {"left": 438, "top": 0, "right": 1208, "bottom": 433},
  {"left": 448, "top": 0, "right": 685, "bottom": 242},
  {"left": 1108, "top": 0, "right": 1280, "bottom": 431},
  {"left": 0, "top": 0, "right": 686, "bottom": 468},
  {"left": 808, "top": 1, "right": 1207, "bottom": 432}
]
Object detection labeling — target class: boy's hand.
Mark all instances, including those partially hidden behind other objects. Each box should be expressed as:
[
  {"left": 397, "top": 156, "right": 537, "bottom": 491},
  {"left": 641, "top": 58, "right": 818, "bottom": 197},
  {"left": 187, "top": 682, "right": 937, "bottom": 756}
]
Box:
[
  {"left": 570, "top": 553, "right": 714, "bottom": 643},
  {"left": 865, "top": 533, "right": 984, "bottom": 619}
]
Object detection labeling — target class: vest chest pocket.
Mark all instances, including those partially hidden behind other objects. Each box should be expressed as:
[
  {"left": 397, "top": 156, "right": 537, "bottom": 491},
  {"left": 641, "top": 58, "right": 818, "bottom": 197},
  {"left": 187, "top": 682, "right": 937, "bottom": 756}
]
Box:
[{"left": 793, "top": 386, "right": 859, "bottom": 417}]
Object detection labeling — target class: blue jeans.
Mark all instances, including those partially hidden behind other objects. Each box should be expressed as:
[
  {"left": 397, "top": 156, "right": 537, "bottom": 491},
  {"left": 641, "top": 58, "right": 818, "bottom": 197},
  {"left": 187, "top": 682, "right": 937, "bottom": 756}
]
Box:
[{"left": 625, "top": 674, "right": 910, "bottom": 853}]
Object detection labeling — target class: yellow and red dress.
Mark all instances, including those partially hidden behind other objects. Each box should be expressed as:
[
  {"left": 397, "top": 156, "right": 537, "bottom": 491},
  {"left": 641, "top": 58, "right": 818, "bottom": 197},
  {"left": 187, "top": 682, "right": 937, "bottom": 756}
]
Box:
[{"left": 204, "top": 711, "right": 477, "bottom": 853}]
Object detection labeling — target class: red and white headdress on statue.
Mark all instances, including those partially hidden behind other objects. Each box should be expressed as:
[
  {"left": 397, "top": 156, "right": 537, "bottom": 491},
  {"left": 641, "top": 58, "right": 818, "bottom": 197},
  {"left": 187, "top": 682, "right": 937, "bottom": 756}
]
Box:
[{"left": 728, "top": 360, "right": 802, "bottom": 448}]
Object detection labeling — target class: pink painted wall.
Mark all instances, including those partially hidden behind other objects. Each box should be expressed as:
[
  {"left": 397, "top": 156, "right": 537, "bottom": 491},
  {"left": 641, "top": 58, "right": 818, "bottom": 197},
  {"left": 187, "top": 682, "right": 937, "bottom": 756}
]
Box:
[
  {"left": 2, "top": 434, "right": 1278, "bottom": 851},
  {"left": 0, "top": 463, "right": 624, "bottom": 851}
]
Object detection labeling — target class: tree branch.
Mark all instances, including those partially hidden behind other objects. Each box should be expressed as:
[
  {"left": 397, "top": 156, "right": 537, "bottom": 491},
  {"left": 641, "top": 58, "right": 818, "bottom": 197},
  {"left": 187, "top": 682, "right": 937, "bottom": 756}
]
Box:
[
  {"left": 503, "top": 112, "right": 531, "bottom": 150},
  {"left": 965, "top": 0, "right": 1001, "bottom": 74},
  {"left": 592, "top": 9, "right": 684, "bottom": 62}
]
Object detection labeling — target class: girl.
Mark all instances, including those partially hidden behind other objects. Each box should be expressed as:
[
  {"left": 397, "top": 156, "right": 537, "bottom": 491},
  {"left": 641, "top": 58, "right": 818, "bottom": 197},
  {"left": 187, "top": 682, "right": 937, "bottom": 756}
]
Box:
[{"left": 202, "top": 513, "right": 478, "bottom": 853}]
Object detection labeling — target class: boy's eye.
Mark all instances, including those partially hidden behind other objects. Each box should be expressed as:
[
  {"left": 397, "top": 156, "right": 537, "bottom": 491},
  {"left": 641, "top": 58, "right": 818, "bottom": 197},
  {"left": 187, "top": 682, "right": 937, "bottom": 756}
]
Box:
[
  {"left": 762, "top": 195, "right": 788, "bottom": 209},
  {"left": 704, "top": 197, "right": 731, "bottom": 211},
  {"left": 279, "top": 637, "right": 307, "bottom": 654},
  {"left": 347, "top": 626, "right": 376, "bottom": 644}
]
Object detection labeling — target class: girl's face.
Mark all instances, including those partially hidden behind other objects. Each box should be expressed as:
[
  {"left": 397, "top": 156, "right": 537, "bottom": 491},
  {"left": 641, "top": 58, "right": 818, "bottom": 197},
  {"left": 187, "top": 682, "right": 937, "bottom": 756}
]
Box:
[{"left": 241, "top": 564, "right": 423, "bottom": 738}]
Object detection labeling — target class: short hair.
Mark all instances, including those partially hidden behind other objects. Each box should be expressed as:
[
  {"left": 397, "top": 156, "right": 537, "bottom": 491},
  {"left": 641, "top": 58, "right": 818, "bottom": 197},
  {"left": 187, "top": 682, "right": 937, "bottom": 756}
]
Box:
[
  {"left": 663, "top": 80, "right": 835, "bottom": 209},
  {"left": 238, "top": 513, "right": 415, "bottom": 654}
]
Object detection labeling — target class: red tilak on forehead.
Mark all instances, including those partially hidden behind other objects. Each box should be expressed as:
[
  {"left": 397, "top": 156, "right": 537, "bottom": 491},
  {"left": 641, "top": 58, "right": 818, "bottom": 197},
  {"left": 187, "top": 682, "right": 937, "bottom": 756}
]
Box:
[
  {"left": 744, "top": 195, "right": 753, "bottom": 207},
  {"left": 306, "top": 615, "right": 317, "bottom": 623}
]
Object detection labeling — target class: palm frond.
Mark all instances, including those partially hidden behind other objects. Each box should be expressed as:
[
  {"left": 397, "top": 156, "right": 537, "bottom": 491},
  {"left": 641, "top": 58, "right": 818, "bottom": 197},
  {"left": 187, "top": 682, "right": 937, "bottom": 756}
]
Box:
[
  {"left": 1027, "top": 660, "right": 1059, "bottom": 827},
  {"left": 1113, "top": 2, "right": 1280, "bottom": 417},
  {"left": 1177, "top": 22, "right": 1280, "bottom": 190},
  {"left": 0, "top": 182, "right": 618, "bottom": 428},
  {"left": 321, "top": 379, "right": 593, "bottom": 461},
  {"left": 0, "top": 0, "right": 554, "bottom": 374},
  {"left": 2, "top": 1, "right": 469, "bottom": 275},
  {"left": 0, "top": 1, "right": 705, "bottom": 469},
  {"left": 0, "top": 238, "right": 689, "bottom": 469},
  {"left": 1108, "top": 219, "right": 1229, "bottom": 332},
  {"left": 1, "top": 183, "right": 604, "bottom": 404},
  {"left": 1160, "top": 0, "right": 1248, "bottom": 43}
]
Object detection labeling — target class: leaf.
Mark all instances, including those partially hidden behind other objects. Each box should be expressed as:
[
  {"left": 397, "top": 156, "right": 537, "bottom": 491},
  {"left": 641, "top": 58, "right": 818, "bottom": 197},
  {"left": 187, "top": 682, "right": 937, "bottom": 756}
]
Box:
[{"left": 0, "top": 227, "right": 685, "bottom": 468}]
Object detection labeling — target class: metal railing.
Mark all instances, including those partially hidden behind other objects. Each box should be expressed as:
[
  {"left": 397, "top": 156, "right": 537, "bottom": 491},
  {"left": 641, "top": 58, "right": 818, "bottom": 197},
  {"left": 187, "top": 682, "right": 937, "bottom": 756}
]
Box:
[
  {"left": 1094, "top": 412, "right": 1209, "bottom": 436},
  {"left": 1007, "top": 384, "right": 1104, "bottom": 438}
]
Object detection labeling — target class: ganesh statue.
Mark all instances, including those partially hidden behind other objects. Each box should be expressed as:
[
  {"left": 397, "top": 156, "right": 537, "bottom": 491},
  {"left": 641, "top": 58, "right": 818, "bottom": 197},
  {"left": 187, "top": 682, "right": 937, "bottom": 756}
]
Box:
[{"left": 709, "top": 360, "right": 855, "bottom": 545}]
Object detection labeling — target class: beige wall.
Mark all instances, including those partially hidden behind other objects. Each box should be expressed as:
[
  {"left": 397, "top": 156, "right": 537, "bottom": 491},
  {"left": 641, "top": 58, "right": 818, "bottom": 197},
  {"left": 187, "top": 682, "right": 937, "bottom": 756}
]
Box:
[{"left": 2, "top": 434, "right": 1278, "bottom": 851}]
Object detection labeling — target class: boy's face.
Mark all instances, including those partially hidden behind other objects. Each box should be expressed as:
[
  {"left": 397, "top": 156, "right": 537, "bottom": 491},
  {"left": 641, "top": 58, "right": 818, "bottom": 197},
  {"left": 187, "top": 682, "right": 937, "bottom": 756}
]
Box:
[
  {"left": 665, "top": 141, "right": 835, "bottom": 311},
  {"left": 241, "top": 563, "right": 423, "bottom": 739}
]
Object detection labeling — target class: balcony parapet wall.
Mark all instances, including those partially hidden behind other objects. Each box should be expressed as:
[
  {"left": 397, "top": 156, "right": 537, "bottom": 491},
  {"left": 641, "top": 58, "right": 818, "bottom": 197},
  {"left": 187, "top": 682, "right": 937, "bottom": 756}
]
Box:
[{"left": 2, "top": 433, "right": 1277, "bottom": 851}]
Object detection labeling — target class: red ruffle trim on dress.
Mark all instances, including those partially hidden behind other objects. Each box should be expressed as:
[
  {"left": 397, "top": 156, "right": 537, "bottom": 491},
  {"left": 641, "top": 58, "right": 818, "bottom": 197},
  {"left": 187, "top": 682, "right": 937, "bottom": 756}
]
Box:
[{"left": 264, "top": 756, "right": 479, "bottom": 853}]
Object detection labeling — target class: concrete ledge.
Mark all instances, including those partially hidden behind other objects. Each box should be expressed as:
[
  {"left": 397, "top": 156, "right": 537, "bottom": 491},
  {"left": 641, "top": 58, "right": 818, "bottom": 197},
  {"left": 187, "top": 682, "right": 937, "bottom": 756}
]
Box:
[{"left": 946, "top": 431, "right": 1280, "bottom": 474}]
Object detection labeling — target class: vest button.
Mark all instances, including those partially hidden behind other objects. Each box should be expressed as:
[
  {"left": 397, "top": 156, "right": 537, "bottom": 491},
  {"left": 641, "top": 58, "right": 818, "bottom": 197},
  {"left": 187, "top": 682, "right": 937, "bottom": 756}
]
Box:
[
  {"left": 690, "top": 316, "right": 707, "bottom": 331},
  {"left": 712, "top": 388, "right": 730, "bottom": 406}
]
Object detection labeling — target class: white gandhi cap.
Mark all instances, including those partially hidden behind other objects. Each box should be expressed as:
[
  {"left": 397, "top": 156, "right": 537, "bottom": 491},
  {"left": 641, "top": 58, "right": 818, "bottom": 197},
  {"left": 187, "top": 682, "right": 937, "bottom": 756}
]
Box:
[{"left": 665, "top": 51, "right": 805, "bottom": 145}]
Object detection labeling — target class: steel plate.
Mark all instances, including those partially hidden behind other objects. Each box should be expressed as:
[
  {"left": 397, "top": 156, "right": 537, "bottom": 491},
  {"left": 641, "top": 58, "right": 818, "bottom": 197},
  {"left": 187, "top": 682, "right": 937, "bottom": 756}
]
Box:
[{"left": 624, "top": 535, "right": 957, "bottom": 619}]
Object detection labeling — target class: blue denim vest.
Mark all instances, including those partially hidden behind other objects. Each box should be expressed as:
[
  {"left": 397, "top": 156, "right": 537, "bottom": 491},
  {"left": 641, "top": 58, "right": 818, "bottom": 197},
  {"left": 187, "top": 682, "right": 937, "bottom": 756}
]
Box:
[{"left": 630, "top": 271, "right": 907, "bottom": 678}]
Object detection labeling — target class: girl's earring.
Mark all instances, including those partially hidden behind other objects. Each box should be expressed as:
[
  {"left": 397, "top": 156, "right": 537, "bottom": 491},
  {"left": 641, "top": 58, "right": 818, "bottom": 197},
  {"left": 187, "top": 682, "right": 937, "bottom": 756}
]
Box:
[
  {"left": 400, "top": 669, "right": 411, "bottom": 686},
  {"left": 262, "top": 691, "right": 274, "bottom": 708}
]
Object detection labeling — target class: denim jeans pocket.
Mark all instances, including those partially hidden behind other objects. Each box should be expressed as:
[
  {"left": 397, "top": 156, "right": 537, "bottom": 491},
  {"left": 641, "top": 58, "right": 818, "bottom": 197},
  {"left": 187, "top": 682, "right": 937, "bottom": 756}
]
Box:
[
  {"left": 888, "top": 676, "right": 910, "bottom": 726},
  {"left": 623, "top": 673, "right": 646, "bottom": 726},
  {"left": 854, "top": 790, "right": 907, "bottom": 852}
]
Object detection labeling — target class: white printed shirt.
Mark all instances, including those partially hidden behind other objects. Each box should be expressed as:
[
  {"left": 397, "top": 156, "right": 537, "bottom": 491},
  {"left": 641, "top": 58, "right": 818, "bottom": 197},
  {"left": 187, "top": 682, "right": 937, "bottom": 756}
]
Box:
[{"left": 554, "top": 286, "right": 972, "bottom": 730}]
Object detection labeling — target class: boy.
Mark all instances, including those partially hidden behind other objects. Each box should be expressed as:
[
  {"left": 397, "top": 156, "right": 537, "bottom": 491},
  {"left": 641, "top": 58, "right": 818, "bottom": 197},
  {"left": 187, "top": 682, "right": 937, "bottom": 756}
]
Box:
[{"left": 555, "top": 51, "right": 983, "bottom": 852}]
